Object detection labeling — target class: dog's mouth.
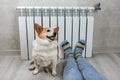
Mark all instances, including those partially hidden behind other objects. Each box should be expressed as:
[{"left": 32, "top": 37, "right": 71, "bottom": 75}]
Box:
[
  {"left": 46, "top": 35, "right": 56, "bottom": 41},
  {"left": 47, "top": 36, "right": 56, "bottom": 41}
]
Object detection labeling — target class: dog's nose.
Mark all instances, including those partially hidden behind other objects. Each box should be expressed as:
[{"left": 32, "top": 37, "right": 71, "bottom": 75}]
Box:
[{"left": 53, "top": 32, "right": 57, "bottom": 36}]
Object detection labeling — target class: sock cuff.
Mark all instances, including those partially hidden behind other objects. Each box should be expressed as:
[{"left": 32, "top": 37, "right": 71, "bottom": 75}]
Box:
[
  {"left": 66, "top": 53, "right": 81, "bottom": 58},
  {"left": 75, "top": 53, "right": 81, "bottom": 57},
  {"left": 66, "top": 53, "right": 75, "bottom": 57}
]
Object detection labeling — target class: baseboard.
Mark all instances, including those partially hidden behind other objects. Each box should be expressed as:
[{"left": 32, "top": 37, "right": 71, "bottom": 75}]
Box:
[
  {"left": 93, "top": 47, "right": 120, "bottom": 54},
  {"left": 0, "top": 50, "right": 20, "bottom": 56},
  {"left": 0, "top": 48, "right": 120, "bottom": 56}
]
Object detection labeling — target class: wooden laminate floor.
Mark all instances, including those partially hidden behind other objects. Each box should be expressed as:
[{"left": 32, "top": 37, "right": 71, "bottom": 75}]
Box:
[{"left": 0, "top": 53, "right": 120, "bottom": 80}]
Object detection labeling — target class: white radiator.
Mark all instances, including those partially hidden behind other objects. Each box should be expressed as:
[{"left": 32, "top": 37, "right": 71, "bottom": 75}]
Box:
[{"left": 17, "top": 7, "right": 94, "bottom": 60}]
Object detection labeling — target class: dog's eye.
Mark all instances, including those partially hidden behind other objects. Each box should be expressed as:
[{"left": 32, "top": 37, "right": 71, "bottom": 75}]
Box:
[{"left": 47, "top": 30, "right": 51, "bottom": 32}]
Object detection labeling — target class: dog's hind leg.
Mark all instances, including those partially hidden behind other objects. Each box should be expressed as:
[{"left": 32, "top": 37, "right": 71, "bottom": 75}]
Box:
[{"left": 28, "top": 59, "right": 35, "bottom": 70}]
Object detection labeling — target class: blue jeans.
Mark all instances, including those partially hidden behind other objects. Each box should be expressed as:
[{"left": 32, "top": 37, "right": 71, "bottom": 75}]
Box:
[{"left": 63, "top": 56, "right": 107, "bottom": 80}]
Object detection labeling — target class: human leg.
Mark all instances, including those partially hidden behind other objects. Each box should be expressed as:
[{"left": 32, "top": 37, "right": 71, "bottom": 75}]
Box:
[
  {"left": 74, "top": 40, "right": 107, "bottom": 80},
  {"left": 61, "top": 40, "right": 83, "bottom": 80}
]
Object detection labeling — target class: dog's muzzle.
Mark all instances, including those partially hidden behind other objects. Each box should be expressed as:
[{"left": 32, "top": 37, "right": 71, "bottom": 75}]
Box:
[{"left": 46, "top": 32, "right": 57, "bottom": 41}]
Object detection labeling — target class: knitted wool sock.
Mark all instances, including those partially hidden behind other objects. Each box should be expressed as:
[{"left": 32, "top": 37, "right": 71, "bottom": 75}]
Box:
[
  {"left": 61, "top": 40, "right": 74, "bottom": 58},
  {"left": 74, "top": 40, "right": 86, "bottom": 57}
]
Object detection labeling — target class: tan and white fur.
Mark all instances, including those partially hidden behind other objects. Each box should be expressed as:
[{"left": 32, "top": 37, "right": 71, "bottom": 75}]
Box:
[{"left": 29, "top": 23, "right": 59, "bottom": 76}]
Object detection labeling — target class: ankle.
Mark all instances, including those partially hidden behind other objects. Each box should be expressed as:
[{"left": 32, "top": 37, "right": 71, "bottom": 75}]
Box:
[
  {"left": 66, "top": 53, "right": 74, "bottom": 58},
  {"left": 74, "top": 53, "right": 81, "bottom": 58}
]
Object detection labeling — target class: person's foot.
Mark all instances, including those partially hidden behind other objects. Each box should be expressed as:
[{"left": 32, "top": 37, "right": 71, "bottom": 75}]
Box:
[
  {"left": 74, "top": 40, "right": 86, "bottom": 57},
  {"left": 61, "top": 40, "right": 74, "bottom": 58}
]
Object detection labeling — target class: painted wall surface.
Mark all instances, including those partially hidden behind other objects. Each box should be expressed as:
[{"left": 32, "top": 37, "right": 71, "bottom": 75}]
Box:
[{"left": 0, "top": 0, "right": 120, "bottom": 54}]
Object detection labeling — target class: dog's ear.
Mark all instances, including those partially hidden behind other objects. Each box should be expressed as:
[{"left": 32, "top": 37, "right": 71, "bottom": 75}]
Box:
[
  {"left": 54, "top": 27, "right": 59, "bottom": 33},
  {"left": 34, "top": 23, "right": 43, "bottom": 34}
]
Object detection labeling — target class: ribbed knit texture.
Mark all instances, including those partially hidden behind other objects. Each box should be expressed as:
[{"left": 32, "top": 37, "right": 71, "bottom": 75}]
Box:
[
  {"left": 61, "top": 40, "right": 73, "bottom": 57},
  {"left": 74, "top": 40, "right": 86, "bottom": 57}
]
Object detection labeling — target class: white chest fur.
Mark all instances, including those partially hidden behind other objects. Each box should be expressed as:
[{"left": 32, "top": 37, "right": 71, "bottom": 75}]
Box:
[{"left": 32, "top": 37, "right": 58, "bottom": 58}]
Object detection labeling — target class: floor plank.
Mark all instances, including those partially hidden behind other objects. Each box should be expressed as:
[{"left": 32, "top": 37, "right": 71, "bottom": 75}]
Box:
[
  {"left": 87, "top": 53, "right": 120, "bottom": 80},
  {"left": 0, "top": 53, "right": 120, "bottom": 80}
]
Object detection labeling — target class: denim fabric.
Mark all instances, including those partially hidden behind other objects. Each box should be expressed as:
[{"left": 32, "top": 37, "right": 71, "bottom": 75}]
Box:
[
  {"left": 63, "top": 57, "right": 83, "bottom": 80},
  {"left": 62, "top": 40, "right": 107, "bottom": 80},
  {"left": 76, "top": 56, "right": 107, "bottom": 80}
]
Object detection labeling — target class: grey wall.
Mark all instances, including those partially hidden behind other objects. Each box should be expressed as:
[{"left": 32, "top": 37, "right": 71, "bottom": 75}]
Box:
[{"left": 0, "top": 0, "right": 120, "bottom": 55}]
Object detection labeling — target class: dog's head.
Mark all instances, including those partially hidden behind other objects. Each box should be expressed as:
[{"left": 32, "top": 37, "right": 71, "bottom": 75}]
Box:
[{"left": 34, "top": 23, "right": 59, "bottom": 42}]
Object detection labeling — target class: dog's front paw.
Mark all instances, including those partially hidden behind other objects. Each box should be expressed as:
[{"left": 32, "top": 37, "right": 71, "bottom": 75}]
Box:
[
  {"left": 32, "top": 70, "right": 39, "bottom": 75},
  {"left": 52, "top": 72, "right": 57, "bottom": 77}
]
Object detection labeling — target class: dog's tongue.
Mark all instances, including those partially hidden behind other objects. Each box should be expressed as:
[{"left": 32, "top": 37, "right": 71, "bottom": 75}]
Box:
[
  {"left": 47, "top": 36, "right": 56, "bottom": 41},
  {"left": 50, "top": 37, "right": 55, "bottom": 40}
]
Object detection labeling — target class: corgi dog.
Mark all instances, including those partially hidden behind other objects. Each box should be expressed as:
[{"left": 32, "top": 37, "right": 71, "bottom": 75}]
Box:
[{"left": 29, "top": 23, "right": 59, "bottom": 76}]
